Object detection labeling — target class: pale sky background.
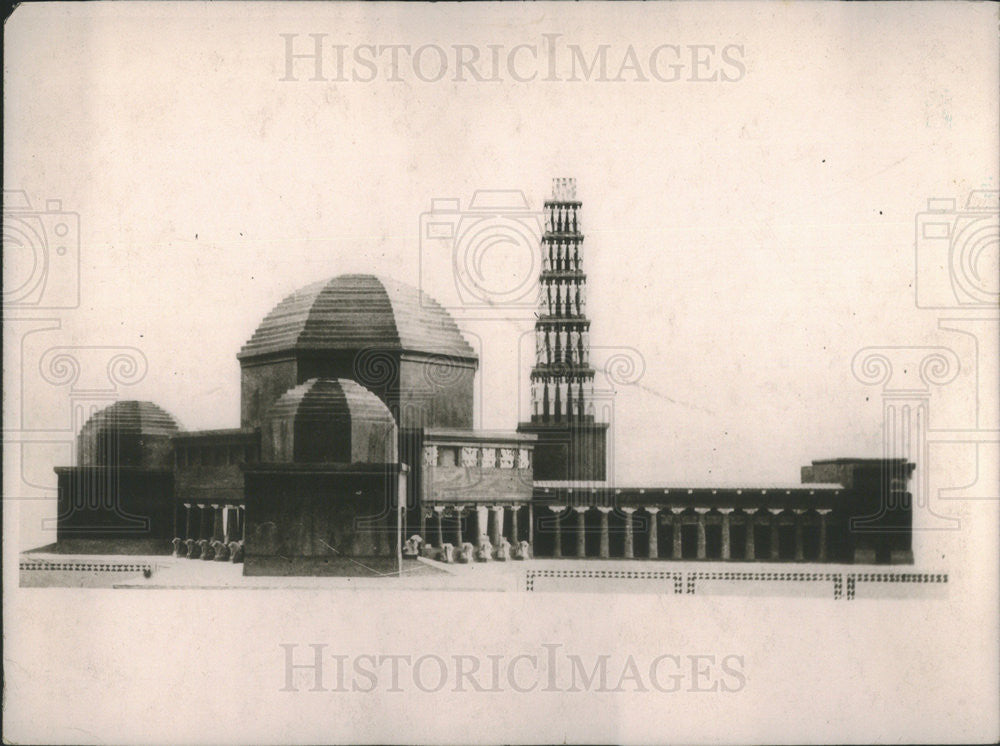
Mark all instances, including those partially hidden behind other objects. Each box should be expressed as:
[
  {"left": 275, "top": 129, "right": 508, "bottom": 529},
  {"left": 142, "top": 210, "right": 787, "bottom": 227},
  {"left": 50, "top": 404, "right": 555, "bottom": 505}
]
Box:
[
  {"left": 4, "top": 1, "right": 997, "bottom": 500},
  {"left": 3, "top": 3, "right": 999, "bottom": 744}
]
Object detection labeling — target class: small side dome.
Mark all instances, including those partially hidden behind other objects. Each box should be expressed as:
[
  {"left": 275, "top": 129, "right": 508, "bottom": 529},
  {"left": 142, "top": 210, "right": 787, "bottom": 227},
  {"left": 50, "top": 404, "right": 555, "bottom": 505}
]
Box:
[
  {"left": 77, "top": 400, "right": 181, "bottom": 468},
  {"left": 262, "top": 378, "right": 397, "bottom": 464}
]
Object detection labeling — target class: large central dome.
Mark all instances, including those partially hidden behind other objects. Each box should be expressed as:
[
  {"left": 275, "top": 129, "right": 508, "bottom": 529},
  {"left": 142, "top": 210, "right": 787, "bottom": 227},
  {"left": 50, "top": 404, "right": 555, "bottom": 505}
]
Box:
[{"left": 238, "top": 274, "right": 475, "bottom": 361}]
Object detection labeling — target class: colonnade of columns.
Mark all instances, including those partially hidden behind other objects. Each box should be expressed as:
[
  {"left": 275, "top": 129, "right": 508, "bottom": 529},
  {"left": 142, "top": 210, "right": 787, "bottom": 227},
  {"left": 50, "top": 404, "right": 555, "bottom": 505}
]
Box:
[
  {"left": 543, "top": 505, "right": 834, "bottom": 562},
  {"left": 173, "top": 503, "right": 245, "bottom": 562},
  {"left": 421, "top": 503, "right": 533, "bottom": 561}
]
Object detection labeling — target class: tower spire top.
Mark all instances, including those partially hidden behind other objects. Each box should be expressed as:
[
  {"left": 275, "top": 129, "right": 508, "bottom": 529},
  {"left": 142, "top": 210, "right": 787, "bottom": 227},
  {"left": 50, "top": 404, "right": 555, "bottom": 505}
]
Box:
[{"left": 552, "top": 177, "right": 577, "bottom": 202}]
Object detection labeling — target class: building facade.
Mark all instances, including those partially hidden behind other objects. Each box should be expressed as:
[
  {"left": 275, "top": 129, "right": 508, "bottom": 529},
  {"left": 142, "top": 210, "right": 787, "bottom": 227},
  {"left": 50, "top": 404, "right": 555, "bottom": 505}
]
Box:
[{"left": 51, "top": 177, "right": 915, "bottom": 572}]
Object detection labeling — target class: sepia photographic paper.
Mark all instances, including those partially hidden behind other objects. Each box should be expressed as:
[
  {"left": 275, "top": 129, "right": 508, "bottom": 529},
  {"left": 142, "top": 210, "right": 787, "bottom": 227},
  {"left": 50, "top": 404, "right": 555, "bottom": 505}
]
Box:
[{"left": 3, "top": 1, "right": 998, "bottom": 743}]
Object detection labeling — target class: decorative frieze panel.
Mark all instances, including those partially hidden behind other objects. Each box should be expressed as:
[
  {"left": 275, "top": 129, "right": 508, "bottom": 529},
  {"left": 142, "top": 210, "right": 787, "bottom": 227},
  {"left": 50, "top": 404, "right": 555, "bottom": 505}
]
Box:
[{"left": 427, "top": 444, "right": 531, "bottom": 470}]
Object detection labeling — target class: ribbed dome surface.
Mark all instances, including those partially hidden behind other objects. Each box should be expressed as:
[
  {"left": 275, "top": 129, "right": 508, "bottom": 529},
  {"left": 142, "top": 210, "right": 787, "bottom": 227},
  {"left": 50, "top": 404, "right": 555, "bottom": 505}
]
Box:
[
  {"left": 262, "top": 378, "right": 397, "bottom": 464},
  {"left": 79, "top": 401, "right": 181, "bottom": 437},
  {"left": 77, "top": 400, "right": 181, "bottom": 468},
  {"left": 238, "top": 274, "right": 476, "bottom": 361},
  {"left": 267, "top": 378, "right": 394, "bottom": 425}
]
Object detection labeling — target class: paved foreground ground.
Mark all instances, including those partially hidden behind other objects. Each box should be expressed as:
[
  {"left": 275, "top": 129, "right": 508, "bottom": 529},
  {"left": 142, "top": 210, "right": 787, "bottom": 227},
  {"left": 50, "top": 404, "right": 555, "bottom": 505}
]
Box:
[{"left": 20, "top": 548, "right": 949, "bottom": 599}]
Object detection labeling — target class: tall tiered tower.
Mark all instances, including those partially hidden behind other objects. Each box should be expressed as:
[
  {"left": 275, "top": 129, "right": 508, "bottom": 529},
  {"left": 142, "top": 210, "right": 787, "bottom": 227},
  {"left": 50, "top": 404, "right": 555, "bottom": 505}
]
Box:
[{"left": 518, "top": 178, "right": 608, "bottom": 481}]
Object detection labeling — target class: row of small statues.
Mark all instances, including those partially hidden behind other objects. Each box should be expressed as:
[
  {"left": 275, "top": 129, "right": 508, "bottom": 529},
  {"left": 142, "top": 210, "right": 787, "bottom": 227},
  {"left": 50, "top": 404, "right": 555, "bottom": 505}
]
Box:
[
  {"left": 171, "top": 537, "right": 244, "bottom": 563},
  {"left": 551, "top": 177, "right": 577, "bottom": 202},
  {"left": 544, "top": 204, "right": 581, "bottom": 234},
  {"left": 541, "top": 242, "right": 583, "bottom": 273},
  {"left": 403, "top": 535, "right": 532, "bottom": 563},
  {"left": 535, "top": 327, "right": 590, "bottom": 365},
  {"left": 538, "top": 282, "right": 586, "bottom": 316}
]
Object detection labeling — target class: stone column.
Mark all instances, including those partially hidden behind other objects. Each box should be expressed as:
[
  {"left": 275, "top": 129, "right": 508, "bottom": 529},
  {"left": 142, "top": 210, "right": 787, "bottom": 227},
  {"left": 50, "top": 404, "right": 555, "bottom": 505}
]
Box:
[
  {"left": 197, "top": 504, "right": 208, "bottom": 540},
  {"left": 183, "top": 503, "right": 193, "bottom": 540},
  {"left": 490, "top": 506, "right": 504, "bottom": 548},
  {"left": 719, "top": 508, "right": 734, "bottom": 560},
  {"left": 239, "top": 505, "right": 246, "bottom": 541},
  {"left": 511, "top": 505, "right": 519, "bottom": 544},
  {"left": 744, "top": 508, "right": 757, "bottom": 560},
  {"left": 216, "top": 505, "right": 231, "bottom": 560},
  {"left": 419, "top": 509, "right": 427, "bottom": 542},
  {"left": 670, "top": 508, "right": 683, "bottom": 559},
  {"left": 454, "top": 507, "right": 465, "bottom": 546},
  {"left": 476, "top": 506, "right": 489, "bottom": 541},
  {"left": 574, "top": 507, "right": 588, "bottom": 558},
  {"left": 212, "top": 505, "right": 224, "bottom": 542},
  {"left": 223, "top": 505, "right": 234, "bottom": 544},
  {"left": 550, "top": 506, "right": 566, "bottom": 558},
  {"left": 597, "top": 507, "right": 612, "bottom": 558},
  {"left": 231, "top": 505, "right": 241, "bottom": 543},
  {"left": 622, "top": 508, "right": 636, "bottom": 559},
  {"left": 793, "top": 509, "right": 805, "bottom": 561},
  {"left": 647, "top": 508, "right": 660, "bottom": 559},
  {"left": 434, "top": 506, "right": 445, "bottom": 548},
  {"left": 694, "top": 508, "right": 709, "bottom": 560},
  {"left": 528, "top": 503, "right": 534, "bottom": 546},
  {"left": 203, "top": 504, "right": 221, "bottom": 561},
  {"left": 768, "top": 508, "right": 782, "bottom": 560},
  {"left": 817, "top": 509, "right": 831, "bottom": 562}
]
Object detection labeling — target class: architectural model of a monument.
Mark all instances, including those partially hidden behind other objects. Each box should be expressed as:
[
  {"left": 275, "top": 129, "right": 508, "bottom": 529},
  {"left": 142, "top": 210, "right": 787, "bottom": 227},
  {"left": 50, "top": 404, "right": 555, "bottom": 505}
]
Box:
[{"left": 28, "top": 178, "right": 919, "bottom": 586}]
